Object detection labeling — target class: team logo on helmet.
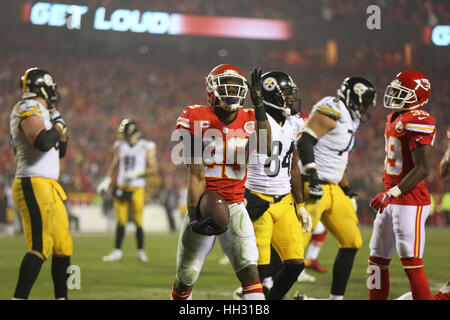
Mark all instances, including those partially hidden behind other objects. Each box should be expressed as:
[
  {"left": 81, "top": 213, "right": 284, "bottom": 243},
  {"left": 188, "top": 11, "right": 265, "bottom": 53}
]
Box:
[
  {"left": 353, "top": 82, "right": 368, "bottom": 96},
  {"left": 413, "top": 79, "right": 430, "bottom": 91},
  {"left": 43, "top": 74, "right": 54, "bottom": 86},
  {"left": 263, "top": 77, "right": 277, "bottom": 92}
]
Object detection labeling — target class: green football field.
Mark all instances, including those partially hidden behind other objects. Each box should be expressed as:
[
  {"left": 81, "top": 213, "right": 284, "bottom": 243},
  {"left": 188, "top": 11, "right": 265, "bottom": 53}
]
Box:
[{"left": 0, "top": 226, "right": 449, "bottom": 300}]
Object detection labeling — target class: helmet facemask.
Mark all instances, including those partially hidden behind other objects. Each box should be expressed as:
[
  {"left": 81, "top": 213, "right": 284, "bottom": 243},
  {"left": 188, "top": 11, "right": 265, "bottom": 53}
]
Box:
[
  {"left": 207, "top": 73, "right": 248, "bottom": 111},
  {"left": 265, "top": 86, "right": 300, "bottom": 118},
  {"left": 383, "top": 80, "right": 419, "bottom": 110}
]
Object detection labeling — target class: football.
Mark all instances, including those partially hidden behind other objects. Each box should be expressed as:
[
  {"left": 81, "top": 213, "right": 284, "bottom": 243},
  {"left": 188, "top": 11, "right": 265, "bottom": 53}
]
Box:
[{"left": 198, "top": 190, "right": 230, "bottom": 233}]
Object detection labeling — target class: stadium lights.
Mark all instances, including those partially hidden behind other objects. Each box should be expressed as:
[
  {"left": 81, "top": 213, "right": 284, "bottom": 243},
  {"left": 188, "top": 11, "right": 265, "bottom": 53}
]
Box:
[
  {"left": 431, "top": 25, "right": 450, "bottom": 46},
  {"left": 27, "top": 1, "right": 293, "bottom": 40}
]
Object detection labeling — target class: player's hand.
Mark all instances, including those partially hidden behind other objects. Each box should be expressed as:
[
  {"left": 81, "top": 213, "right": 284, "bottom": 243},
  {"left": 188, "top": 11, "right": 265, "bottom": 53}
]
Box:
[
  {"left": 97, "top": 177, "right": 112, "bottom": 194},
  {"left": 296, "top": 203, "right": 312, "bottom": 233},
  {"left": 49, "top": 109, "right": 67, "bottom": 135},
  {"left": 190, "top": 217, "right": 224, "bottom": 236},
  {"left": 370, "top": 191, "right": 391, "bottom": 214},
  {"left": 247, "top": 67, "right": 264, "bottom": 108},
  {"left": 307, "top": 169, "right": 323, "bottom": 200}
]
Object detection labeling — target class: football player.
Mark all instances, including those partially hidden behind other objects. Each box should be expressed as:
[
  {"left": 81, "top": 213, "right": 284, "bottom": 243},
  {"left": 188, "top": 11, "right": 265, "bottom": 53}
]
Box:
[
  {"left": 297, "top": 76, "right": 377, "bottom": 300},
  {"left": 97, "top": 119, "right": 158, "bottom": 263},
  {"left": 439, "top": 128, "right": 450, "bottom": 178},
  {"left": 10, "top": 68, "right": 72, "bottom": 299},
  {"left": 369, "top": 70, "right": 436, "bottom": 300},
  {"left": 171, "top": 64, "right": 271, "bottom": 300},
  {"left": 243, "top": 71, "right": 312, "bottom": 299}
]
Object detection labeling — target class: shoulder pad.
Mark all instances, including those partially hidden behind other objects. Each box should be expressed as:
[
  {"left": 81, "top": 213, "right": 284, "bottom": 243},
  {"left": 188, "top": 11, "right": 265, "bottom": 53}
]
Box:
[
  {"left": 404, "top": 110, "right": 435, "bottom": 134},
  {"left": 313, "top": 96, "right": 342, "bottom": 120},
  {"left": 16, "top": 100, "right": 45, "bottom": 119}
]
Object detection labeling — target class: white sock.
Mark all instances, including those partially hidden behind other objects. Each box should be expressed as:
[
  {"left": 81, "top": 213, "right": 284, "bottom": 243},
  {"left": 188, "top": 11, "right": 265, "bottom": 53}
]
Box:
[
  {"left": 306, "top": 243, "right": 321, "bottom": 260},
  {"left": 262, "top": 277, "right": 273, "bottom": 290},
  {"left": 329, "top": 294, "right": 344, "bottom": 300},
  {"left": 242, "top": 292, "right": 265, "bottom": 300}
]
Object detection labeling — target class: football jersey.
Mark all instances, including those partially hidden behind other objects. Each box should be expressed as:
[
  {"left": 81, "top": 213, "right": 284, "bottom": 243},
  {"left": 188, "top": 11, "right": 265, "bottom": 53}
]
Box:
[
  {"left": 9, "top": 99, "right": 60, "bottom": 180},
  {"left": 115, "top": 139, "right": 156, "bottom": 187},
  {"left": 301, "top": 96, "right": 360, "bottom": 184},
  {"left": 383, "top": 109, "right": 436, "bottom": 205},
  {"left": 176, "top": 105, "right": 255, "bottom": 203},
  {"left": 246, "top": 113, "right": 304, "bottom": 195}
]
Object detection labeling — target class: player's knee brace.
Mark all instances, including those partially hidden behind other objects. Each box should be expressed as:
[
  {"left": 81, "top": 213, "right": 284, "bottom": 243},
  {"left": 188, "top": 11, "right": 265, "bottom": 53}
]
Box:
[{"left": 177, "top": 265, "right": 200, "bottom": 287}]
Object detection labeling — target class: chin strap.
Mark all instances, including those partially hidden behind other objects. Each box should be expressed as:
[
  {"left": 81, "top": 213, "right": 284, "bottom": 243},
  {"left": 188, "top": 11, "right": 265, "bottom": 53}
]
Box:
[{"left": 263, "top": 100, "right": 291, "bottom": 117}]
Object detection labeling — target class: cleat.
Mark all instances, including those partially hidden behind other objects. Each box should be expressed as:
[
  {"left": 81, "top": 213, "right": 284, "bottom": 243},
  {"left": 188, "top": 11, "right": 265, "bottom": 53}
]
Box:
[
  {"left": 232, "top": 287, "right": 243, "bottom": 300},
  {"left": 431, "top": 281, "right": 450, "bottom": 300},
  {"left": 137, "top": 250, "right": 149, "bottom": 263},
  {"left": 297, "top": 270, "right": 316, "bottom": 282},
  {"left": 293, "top": 291, "right": 308, "bottom": 300},
  {"left": 102, "top": 249, "right": 123, "bottom": 262},
  {"left": 305, "top": 259, "right": 328, "bottom": 273}
]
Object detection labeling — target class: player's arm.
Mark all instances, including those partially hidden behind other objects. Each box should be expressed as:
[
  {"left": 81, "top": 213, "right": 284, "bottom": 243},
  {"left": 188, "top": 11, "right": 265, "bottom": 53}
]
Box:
[
  {"left": 397, "top": 144, "right": 432, "bottom": 194},
  {"left": 247, "top": 67, "right": 271, "bottom": 155},
  {"left": 297, "top": 111, "right": 337, "bottom": 199},
  {"left": 290, "top": 149, "right": 312, "bottom": 232},
  {"left": 20, "top": 115, "right": 63, "bottom": 151},
  {"left": 96, "top": 148, "right": 119, "bottom": 194},
  {"left": 440, "top": 142, "right": 450, "bottom": 179}
]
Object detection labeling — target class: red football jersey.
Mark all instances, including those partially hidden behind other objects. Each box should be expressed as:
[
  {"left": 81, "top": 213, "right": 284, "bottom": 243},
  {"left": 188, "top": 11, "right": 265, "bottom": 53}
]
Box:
[
  {"left": 383, "top": 109, "right": 436, "bottom": 205},
  {"left": 176, "top": 105, "right": 255, "bottom": 203}
]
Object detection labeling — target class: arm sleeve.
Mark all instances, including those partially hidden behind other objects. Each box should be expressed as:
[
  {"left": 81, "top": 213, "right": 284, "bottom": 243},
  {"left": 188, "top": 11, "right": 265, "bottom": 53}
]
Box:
[{"left": 33, "top": 128, "right": 60, "bottom": 152}]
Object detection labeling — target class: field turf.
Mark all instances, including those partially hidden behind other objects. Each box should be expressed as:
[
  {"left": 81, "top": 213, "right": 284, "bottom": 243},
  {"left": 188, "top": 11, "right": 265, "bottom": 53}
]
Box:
[{"left": 0, "top": 226, "right": 448, "bottom": 300}]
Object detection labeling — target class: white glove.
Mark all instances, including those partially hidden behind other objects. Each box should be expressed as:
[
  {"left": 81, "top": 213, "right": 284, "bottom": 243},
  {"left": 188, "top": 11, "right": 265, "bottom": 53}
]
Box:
[
  {"left": 296, "top": 203, "right": 312, "bottom": 233},
  {"left": 350, "top": 197, "right": 358, "bottom": 213},
  {"left": 97, "top": 177, "right": 111, "bottom": 194}
]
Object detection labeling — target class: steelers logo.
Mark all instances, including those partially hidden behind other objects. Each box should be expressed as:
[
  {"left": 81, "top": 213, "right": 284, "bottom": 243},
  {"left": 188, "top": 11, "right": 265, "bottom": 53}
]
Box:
[
  {"left": 263, "top": 77, "right": 277, "bottom": 92},
  {"left": 353, "top": 83, "right": 368, "bottom": 96},
  {"left": 43, "top": 74, "right": 54, "bottom": 86}
]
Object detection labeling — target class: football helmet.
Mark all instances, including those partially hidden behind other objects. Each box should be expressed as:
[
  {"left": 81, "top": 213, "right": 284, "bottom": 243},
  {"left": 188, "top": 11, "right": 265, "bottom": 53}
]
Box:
[
  {"left": 20, "top": 68, "right": 60, "bottom": 107},
  {"left": 384, "top": 70, "right": 431, "bottom": 110},
  {"left": 206, "top": 64, "right": 248, "bottom": 111},
  {"left": 118, "top": 119, "right": 140, "bottom": 141},
  {"left": 337, "top": 77, "right": 376, "bottom": 120},
  {"left": 261, "top": 71, "right": 300, "bottom": 117}
]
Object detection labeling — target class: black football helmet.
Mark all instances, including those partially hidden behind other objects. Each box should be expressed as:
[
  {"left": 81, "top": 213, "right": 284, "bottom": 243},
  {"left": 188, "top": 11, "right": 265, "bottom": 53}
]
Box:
[
  {"left": 20, "top": 68, "right": 60, "bottom": 107},
  {"left": 337, "top": 77, "right": 376, "bottom": 120},
  {"left": 118, "top": 119, "right": 141, "bottom": 141},
  {"left": 261, "top": 71, "right": 301, "bottom": 118}
]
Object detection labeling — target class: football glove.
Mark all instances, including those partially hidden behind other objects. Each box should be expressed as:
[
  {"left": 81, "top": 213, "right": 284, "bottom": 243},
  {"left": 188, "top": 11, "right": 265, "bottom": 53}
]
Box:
[
  {"left": 49, "top": 109, "right": 67, "bottom": 135},
  {"left": 306, "top": 169, "right": 323, "bottom": 200},
  {"left": 96, "top": 177, "right": 112, "bottom": 194},
  {"left": 370, "top": 186, "right": 401, "bottom": 214},
  {"left": 189, "top": 217, "right": 224, "bottom": 236},
  {"left": 296, "top": 203, "right": 312, "bottom": 233},
  {"left": 247, "top": 67, "right": 264, "bottom": 108}
]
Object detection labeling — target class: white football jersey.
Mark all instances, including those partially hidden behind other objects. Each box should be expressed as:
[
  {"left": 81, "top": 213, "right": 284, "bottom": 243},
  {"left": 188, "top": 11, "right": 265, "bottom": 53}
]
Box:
[
  {"left": 301, "top": 96, "right": 360, "bottom": 184},
  {"left": 10, "top": 99, "right": 60, "bottom": 180},
  {"left": 115, "top": 139, "right": 156, "bottom": 187},
  {"left": 246, "top": 113, "right": 304, "bottom": 195}
]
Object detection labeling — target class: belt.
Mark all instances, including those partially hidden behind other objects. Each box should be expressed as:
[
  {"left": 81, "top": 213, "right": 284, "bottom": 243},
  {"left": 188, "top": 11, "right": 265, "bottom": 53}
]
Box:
[{"left": 271, "top": 193, "right": 289, "bottom": 204}]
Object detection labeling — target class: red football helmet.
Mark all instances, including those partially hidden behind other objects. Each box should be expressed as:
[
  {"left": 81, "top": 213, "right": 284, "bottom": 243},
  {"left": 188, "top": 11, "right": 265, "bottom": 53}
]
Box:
[
  {"left": 383, "top": 70, "right": 431, "bottom": 110},
  {"left": 206, "top": 64, "right": 248, "bottom": 111}
]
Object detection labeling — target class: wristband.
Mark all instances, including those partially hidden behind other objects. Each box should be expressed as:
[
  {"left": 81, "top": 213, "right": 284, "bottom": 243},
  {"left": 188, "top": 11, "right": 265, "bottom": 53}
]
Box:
[
  {"left": 254, "top": 106, "right": 268, "bottom": 121},
  {"left": 388, "top": 185, "right": 402, "bottom": 197}
]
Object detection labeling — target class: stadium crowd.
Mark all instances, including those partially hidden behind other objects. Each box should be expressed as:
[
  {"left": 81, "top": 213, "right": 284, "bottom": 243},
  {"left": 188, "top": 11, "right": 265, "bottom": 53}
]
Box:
[{"left": 0, "top": 0, "right": 449, "bottom": 225}]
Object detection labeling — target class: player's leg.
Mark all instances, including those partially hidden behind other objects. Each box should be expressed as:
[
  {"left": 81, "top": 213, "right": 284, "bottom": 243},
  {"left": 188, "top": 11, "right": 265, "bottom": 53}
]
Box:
[
  {"left": 219, "top": 203, "right": 264, "bottom": 300},
  {"left": 51, "top": 181, "right": 73, "bottom": 299},
  {"left": 268, "top": 196, "right": 305, "bottom": 300},
  {"left": 305, "top": 220, "right": 328, "bottom": 273},
  {"left": 172, "top": 214, "right": 216, "bottom": 300},
  {"left": 393, "top": 204, "right": 431, "bottom": 300},
  {"left": 321, "top": 184, "right": 362, "bottom": 300},
  {"left": 368, "top": 205, "right": 396, "bottom": 300},
  {"left": 12, "top": 178, "right": 54, "bottom": 299},
  {"left": 131, "top": 187, "right": 147, "bottom": 262},
  {"left": 103, "top": 197, "right": 128, "bottom": 261}
]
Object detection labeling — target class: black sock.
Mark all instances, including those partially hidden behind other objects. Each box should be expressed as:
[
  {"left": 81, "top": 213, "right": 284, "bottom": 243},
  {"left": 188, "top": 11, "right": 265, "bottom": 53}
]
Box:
[
  {"left": 136, "top": 226, "right": 144, "bottom": 250},
  {"left": 267, "top": 262, "right": 304, "bottom": 300},
  {"left": 52, "top": 255, "right": 71, "bottom": 299},
  {"left": 13, "top": 252, "right": 44, "bottom": 299},
  {"left": 331, "top": 248, "right": 358, "bottom": 296},
  {"left": 115, "top": 225, "right": 125, "bottom": 249},
  {"left": 269, "top": 246, "right": 283, "bottom": 277}
]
